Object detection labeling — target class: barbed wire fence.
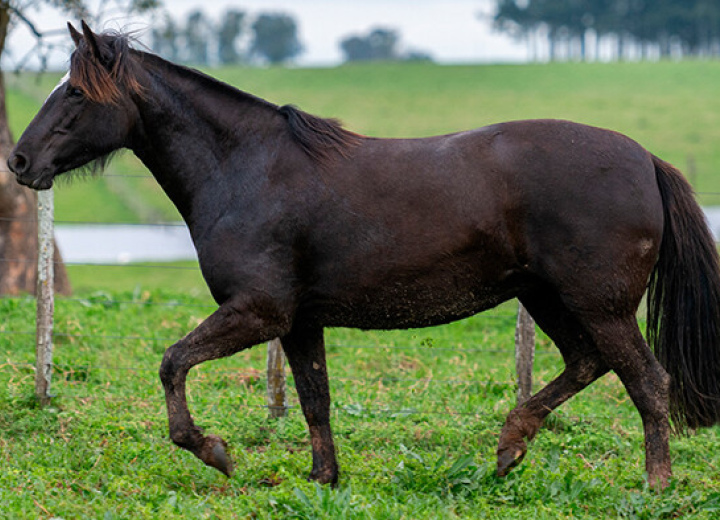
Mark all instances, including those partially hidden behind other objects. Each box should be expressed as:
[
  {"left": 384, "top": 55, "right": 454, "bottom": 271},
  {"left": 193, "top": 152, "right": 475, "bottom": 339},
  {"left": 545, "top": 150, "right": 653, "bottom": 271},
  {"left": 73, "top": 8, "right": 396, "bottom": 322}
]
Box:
[{"left": 4, "top": 167, "right": 720, "bottom": 423}]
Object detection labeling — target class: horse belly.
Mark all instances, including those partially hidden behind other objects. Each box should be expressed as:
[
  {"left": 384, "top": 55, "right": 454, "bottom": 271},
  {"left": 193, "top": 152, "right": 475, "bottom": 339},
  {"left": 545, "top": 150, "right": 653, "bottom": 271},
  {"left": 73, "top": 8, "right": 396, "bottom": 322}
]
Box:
[{"left": 310, "top": 253, "right": 524, "bottom": 330}]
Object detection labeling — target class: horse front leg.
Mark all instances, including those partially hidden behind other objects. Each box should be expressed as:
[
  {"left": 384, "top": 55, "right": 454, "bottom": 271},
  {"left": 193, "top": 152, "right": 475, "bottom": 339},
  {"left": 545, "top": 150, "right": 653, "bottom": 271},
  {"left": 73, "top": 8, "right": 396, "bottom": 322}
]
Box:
[
  {"left": 281, "top": 323, "right": 338, "bottom": 485},
  {"left": 158, "top": 297, "right": 289, "bottom": 476}
]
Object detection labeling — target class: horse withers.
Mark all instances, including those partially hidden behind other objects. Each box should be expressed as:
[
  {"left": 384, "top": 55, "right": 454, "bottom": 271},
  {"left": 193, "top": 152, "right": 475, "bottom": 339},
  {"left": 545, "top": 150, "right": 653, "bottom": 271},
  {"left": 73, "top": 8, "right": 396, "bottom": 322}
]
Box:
[{"left": 8, "top": 22, "right": 720, "bottom": 488}]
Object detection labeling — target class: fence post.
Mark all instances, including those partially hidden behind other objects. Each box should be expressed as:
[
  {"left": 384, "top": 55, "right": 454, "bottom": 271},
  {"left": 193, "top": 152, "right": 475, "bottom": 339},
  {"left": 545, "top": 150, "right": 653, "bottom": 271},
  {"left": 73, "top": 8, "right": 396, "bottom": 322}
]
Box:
[
  {"left": 35, "top": 189, "right": 55, "bottom": 407},
  {"left": 515, "top": 301, "right": 535, "bottom": 406},
  {"left": 266, "top": 338, "right": 287, "bottom": 418}
]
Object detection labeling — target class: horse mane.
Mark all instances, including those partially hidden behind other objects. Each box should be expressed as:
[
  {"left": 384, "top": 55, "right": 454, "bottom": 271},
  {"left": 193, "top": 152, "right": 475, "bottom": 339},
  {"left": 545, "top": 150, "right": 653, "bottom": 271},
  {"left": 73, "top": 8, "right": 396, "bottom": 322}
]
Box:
[
  {"left": 71, "top": 29, "right": 360, "bottom": 164},
  {"left": 70, "top": 30, "right": 143, "bottom": 104},
  {"left": 278, "top": 105, "right": 361, "bottom": 165}
]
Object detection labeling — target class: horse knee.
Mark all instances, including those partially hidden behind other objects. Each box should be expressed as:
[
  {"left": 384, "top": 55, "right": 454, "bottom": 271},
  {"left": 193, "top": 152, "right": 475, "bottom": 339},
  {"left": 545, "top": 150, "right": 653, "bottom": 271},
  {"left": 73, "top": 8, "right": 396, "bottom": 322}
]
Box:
[{"left": 159, "top": 343, "right": 184, "bottom": 388}]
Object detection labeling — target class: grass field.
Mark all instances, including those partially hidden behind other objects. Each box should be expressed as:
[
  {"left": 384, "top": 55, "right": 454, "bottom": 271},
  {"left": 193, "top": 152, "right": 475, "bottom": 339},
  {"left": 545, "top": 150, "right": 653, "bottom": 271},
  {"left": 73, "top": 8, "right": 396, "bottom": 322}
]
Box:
[
  {"left": 2, "top": 294, "right": 720, "bottom": 518},
  {"left": 3, "top": 61, "right": 720, "bottom": 518}
]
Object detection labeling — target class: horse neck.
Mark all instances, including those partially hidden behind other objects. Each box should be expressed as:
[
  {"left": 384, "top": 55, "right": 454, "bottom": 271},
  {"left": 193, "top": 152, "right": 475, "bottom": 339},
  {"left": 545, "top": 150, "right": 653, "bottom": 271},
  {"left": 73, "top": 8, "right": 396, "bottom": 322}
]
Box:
[{"left": 128, "top": 55, "right": 284, "bottom": 228}]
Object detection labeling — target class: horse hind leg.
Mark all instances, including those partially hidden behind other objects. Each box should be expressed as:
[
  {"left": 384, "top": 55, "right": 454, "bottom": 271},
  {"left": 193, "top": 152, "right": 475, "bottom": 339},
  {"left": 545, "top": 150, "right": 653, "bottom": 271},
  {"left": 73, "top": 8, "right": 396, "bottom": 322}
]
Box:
[
  {"left": 158, "top": 297, "right": 289, "bottom": 476},
  {"left": 497, "top": 289, "right": 610, "bottom": 476},
  {"left": 580, "top": 315, "right": 672, "bottom": 488},
  {"left": 280, "top": 322, "right": 339, "bottom": 485}
]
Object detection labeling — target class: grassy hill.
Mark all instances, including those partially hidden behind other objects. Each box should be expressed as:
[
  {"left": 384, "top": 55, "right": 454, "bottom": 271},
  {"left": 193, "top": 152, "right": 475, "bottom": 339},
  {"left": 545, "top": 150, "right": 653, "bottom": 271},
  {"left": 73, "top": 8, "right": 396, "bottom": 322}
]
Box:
[{"left": 7, "top": 60, "right": 720, "bottom": 226}]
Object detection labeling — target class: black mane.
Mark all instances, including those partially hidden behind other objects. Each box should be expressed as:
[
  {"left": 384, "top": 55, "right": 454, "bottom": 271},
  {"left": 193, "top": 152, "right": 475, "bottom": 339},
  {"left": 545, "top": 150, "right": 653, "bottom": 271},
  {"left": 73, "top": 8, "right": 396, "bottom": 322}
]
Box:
[
  {"left": 79, "top": 31, "right": 361, "bottom": 165},
  {"left": 278, "top": 105, "right": 361, "bottom": 164}
]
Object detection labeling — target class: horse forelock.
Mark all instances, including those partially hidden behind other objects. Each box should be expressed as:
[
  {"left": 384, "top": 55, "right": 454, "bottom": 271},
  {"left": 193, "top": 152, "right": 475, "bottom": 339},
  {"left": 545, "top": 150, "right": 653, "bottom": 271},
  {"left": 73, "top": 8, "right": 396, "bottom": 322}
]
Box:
[{"left": 70, "top": 31, "right": 143, "bottom": 104}]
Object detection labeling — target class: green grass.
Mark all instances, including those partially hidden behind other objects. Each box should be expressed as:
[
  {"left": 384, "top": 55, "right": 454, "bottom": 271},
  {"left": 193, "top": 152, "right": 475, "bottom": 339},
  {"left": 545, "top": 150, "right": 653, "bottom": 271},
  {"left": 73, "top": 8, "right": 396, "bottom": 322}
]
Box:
[
  {"left": 65, "top": 262, "right": 209, "bottom": 296},
  {"left": 1, "top": 292, "right": 720, "bottom": 518}
]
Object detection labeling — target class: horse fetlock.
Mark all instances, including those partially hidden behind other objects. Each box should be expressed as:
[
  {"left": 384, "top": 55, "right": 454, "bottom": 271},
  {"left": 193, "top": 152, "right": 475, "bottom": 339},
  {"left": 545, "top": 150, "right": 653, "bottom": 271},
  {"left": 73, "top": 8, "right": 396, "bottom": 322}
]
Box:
[
  {"left": 168, "top": 421, "right": 203, "bottom": 449},
  {"left": 308, "top": 466, "right": 339, "bottom": 486},
  {"left": 503, "top": 406, "right": 534, "bottom": 431},
  {"left": 647, "top": 466, "right": 672, "bottom": 491}
]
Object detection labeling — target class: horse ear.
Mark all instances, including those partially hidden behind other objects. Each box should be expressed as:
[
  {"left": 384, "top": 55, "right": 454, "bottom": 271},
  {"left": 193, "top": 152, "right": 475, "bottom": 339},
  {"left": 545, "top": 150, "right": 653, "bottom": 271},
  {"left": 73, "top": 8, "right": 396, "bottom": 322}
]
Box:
[
  {"left": 68, "top": 22, "right": 82, "bottom": 48},
  {"left": 80, "top": 20, "right": 103, "bottom": 63}
]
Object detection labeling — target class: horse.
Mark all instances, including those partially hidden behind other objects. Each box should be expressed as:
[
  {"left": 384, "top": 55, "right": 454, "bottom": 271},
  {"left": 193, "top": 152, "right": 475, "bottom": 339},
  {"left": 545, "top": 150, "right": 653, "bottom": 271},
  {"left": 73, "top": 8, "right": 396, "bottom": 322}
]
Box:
[{"left": 8, "top": 22, "right": 720, "bottom": 489}]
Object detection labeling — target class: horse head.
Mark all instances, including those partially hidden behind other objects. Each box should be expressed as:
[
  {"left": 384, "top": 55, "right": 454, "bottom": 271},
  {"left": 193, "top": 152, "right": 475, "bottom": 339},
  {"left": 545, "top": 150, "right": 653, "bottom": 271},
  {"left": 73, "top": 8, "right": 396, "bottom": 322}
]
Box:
[{"left": 7, "top": 21, "right": 142, "bottom": 189}]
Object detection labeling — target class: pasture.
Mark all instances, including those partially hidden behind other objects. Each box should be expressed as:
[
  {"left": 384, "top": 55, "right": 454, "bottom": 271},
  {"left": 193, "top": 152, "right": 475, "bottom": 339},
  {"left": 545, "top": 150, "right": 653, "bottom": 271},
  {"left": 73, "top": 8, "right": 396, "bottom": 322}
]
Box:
[{"left": 2, "top": 61, "right": 720, "bottom": 518}]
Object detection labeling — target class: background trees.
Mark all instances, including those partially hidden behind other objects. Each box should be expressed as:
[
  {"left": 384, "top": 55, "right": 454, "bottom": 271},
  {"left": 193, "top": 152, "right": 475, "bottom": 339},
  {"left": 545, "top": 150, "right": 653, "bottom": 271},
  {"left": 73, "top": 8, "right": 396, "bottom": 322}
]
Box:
[
  {"left": 183, "top": 10, "right": 211, "bottom": 65},
  {"left": 339, "top": 27, "right": 432, "bottom": 63},
  {"left": 151, "top": 10, "right": 433, "bottom": 66},
  {"left": 217, "top": 10, "right": 245, "bottom": 65},
  {"left": 249, "top": 13, "right": 302, "bottom": 65},
  {"left": 492, "top": 0, "right": 720, "bottom": 61},
  {"left": 151, "top": 9, "right": 302, "bottom": 66},
  {"left": 340, "top": 28, "right": 400, "bottom": 62}
]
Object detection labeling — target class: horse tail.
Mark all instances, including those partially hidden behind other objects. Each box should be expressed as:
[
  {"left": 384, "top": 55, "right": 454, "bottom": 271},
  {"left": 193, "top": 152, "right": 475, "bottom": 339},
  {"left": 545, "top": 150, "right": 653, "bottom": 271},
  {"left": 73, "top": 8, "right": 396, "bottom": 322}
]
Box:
[{"left": 647, "top": 154, "right": 720, "bottom": 430}]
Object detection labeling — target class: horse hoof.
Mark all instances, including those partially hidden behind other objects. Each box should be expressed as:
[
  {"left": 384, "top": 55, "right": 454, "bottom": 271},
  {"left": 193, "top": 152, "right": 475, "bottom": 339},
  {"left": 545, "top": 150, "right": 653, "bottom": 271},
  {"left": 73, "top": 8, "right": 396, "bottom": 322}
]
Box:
[
  {"left": 497, "top": 447, "right": 525, "bottom": 477},
  {"left": 212, "top": 443, "right": 234, "bottom": 477},
  {"left": 203, "top": 435, "right": 234, "bottom": 477}
]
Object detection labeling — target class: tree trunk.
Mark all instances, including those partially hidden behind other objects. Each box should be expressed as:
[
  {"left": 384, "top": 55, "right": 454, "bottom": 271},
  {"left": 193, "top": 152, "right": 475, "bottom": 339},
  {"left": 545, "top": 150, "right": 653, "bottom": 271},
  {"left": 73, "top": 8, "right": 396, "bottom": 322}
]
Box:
[{"left": 0, "top": 7, "right": 70, "bottom": 295}]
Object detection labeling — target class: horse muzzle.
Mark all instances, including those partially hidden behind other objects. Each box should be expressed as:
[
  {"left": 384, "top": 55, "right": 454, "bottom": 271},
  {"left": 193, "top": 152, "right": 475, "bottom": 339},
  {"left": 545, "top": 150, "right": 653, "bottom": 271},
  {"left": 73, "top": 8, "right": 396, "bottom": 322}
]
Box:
[
  {"left": 7, "top": 151, "right": 29, "bottom": 176},
  {"left": 7, "top": 152, "right": 54, "bottom": 190}
]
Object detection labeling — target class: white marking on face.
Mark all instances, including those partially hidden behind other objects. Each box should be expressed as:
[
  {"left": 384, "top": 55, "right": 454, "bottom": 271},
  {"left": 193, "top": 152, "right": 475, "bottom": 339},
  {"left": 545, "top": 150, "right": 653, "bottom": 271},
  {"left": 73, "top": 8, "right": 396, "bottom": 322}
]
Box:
[{"left": 44, "top": 71, "right": 70, "bottom": 105}]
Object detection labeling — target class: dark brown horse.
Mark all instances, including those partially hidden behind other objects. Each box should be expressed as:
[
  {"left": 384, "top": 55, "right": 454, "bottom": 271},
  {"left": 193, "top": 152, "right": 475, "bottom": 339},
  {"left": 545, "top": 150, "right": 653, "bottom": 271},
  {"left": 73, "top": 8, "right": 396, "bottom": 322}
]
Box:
[{"left": 8, "top": 22, "right": 720, "bottom": 488}]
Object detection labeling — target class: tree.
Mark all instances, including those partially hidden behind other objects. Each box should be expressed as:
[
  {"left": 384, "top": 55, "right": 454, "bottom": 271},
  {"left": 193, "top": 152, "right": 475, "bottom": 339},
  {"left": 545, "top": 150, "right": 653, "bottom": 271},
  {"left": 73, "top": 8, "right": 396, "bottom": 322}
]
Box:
[
  {"left": 151, "top": 12, "right": 180, "bottom": 62},
  {"left": 340, "top": 28, "right": 399, "bottom": 62},
  {"left": 250, "top": 13, "right": 302, "bottom": 65},
  {"left": 0, "top": 0, "right": 159, "bottom": 295},
  {"left": 340, "top": 27, "right": 431, "bottom": 63},
  {"left": 339, "top": 35, "right": 373, "bottom": 62},
  {"left": 218, "top": 9, "right": 245, "bottom": 65},
  {"left": 183, "top": 9, "right": 210, "bottom": 65}
]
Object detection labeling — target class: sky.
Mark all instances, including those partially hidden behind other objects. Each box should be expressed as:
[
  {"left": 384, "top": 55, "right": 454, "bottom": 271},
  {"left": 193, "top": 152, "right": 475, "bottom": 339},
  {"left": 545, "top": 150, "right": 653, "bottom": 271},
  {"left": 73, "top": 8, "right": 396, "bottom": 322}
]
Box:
[{"left": 4, "top": 0, "right": 529, "bottom": 69}]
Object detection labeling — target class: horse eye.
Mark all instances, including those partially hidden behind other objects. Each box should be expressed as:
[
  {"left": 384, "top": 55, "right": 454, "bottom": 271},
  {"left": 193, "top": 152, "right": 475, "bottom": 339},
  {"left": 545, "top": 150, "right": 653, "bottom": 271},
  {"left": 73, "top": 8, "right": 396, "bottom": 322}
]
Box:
[{"left": 67, "top": 86, "right": 84, "bottom": 98}]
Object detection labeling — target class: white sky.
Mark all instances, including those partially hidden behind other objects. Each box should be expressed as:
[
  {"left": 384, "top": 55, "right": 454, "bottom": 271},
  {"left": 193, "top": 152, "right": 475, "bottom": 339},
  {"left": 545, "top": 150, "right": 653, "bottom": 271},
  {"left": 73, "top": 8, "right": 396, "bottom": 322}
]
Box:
[{"left": 4, "top": 0, "right": 529, "bottom": 69}]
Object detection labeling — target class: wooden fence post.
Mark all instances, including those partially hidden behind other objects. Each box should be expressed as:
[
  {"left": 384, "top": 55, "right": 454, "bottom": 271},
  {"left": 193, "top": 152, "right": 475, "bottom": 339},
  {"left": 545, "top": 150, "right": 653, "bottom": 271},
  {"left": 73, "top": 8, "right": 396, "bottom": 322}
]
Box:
[
  {"left": 515, "top": 301, "right": 535, "bottom": 406},
  {"left": 266, "top": 338, "right": 287, "bottom": 418},
  {"left": 35, "top": 189, "right": 54, "bottom": 407}
]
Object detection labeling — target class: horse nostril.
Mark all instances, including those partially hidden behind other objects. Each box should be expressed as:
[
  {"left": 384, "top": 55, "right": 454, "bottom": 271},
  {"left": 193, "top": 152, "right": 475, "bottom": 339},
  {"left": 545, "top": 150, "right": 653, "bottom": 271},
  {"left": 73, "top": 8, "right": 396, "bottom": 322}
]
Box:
[{"left": 7, "top": 152, "right": 29, "bottom": 175}]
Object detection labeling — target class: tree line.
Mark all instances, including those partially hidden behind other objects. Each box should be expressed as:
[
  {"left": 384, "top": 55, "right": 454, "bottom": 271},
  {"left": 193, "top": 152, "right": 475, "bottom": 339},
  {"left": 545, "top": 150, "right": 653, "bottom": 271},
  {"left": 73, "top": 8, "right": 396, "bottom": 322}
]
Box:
[
  {"left": 151, "top": 9, "right": 432, "bottom": 66},
  {"left": 151, "top": 9, "right": 302, "bottom": 65},
  {"left": 493, "top": 0, "right": 720, "bottom": 61}
]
